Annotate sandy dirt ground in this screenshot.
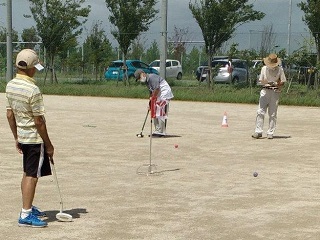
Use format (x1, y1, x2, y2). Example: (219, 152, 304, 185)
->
(0, 93, 319, 240)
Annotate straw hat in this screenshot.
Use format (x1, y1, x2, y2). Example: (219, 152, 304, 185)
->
(263, 53, 281, 68)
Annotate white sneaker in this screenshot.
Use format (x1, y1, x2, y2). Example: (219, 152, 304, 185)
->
(152, 132, 165, 137)
(252, 133, 262, 139)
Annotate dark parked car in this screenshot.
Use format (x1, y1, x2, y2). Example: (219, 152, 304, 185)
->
(105, 60, 159, 80)
(196, 59, 249, 84)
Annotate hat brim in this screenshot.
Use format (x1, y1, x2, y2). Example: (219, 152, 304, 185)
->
(263, 57, 281, 68)
(134, 69, 144, 81)
(34, 63, 44, 71)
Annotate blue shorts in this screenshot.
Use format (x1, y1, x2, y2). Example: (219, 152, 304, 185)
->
(19, 143, 52, 178)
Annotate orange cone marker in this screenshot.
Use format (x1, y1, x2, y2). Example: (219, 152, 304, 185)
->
(221, 111, 228, 127)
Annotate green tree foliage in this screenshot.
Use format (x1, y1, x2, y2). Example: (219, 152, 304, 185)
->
(298, 0, 320, 64)
(183, 46, 201, 76)
(105, 0, 158, 84)
(189, 0, 265, 88)
(259, 24, 276, 58)
(21, 27, 40, 49)
(83, 22, 113, 81)
(168, 26, 188, 63)
(29, 0, 90, 83)
(57, 46, 79, 75)
(0, 28, 19, 58)
(130, 36, 145, 60)
(144, 40, 160, 64)
(56, 36, 78, 76)
(0, 28, 19, 75)
(227, 43, 240, 59)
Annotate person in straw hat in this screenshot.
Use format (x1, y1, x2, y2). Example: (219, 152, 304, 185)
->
(252, 53, 287, 139)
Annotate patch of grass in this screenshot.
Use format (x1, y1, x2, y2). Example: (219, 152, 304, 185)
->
(1, 77, 319, 106)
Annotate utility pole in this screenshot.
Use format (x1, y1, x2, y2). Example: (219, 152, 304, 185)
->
(6, 0, 12, 81)
(160, 0, 167, 79)
(287, 0, 292, 56)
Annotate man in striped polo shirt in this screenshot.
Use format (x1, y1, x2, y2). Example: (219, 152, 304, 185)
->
(6, 49, 54, 227)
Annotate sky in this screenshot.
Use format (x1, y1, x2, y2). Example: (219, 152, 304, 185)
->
(0, 0, 309, 54)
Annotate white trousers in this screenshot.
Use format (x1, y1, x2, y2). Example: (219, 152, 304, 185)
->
(254, 89, 280, 135)
(154, 102, 169, 135)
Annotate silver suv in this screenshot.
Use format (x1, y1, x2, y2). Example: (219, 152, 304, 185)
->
(150, 59, 183, 80)
(196, 59, 248, 84)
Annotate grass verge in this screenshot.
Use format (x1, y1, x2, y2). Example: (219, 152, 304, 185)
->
(0, 78, 319, 107)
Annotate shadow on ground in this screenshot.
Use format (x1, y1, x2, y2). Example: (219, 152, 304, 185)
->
(44, 208, 88, 223)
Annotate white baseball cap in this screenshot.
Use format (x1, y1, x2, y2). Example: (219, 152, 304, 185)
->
(16, 49, 44, 71)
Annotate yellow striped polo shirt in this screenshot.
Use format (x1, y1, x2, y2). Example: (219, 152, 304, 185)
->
(6, 74, 45, 144)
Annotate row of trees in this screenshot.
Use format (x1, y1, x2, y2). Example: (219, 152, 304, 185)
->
(1, 0, 320, 86)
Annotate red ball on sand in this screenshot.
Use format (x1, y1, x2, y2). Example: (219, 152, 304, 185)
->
(174, 144, 178, 148)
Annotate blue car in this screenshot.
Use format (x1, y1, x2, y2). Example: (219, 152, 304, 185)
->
(105, 60, 159, 80)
